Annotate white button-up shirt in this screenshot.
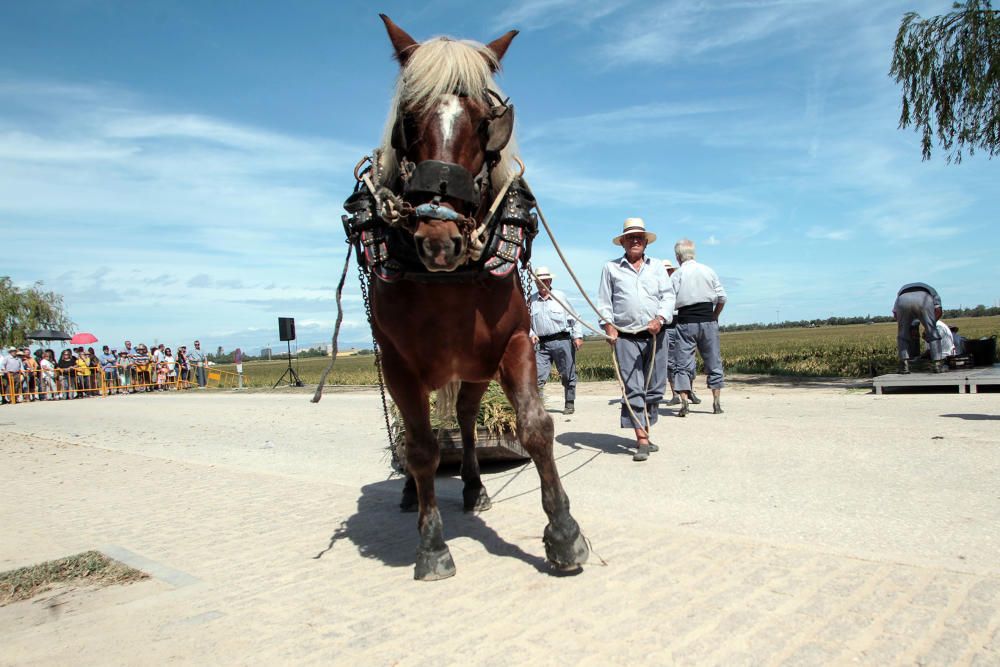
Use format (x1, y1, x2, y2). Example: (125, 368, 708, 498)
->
(529, 289, 582, 339)
(597, 255, 676, 333)
(673, 259, 727, 308)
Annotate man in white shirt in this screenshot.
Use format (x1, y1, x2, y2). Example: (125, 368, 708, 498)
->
(2, 346, 24, 404)
(597, 218, 676, 462)
(529, 267, 583, 415)
(672, 238, 727, 416)
(934, 320, 956, 358)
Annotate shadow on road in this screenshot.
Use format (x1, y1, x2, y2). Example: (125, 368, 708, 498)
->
(556, 430, 634, 456)
(313, 477, 550, 573)
(940, 413, 1000, 421)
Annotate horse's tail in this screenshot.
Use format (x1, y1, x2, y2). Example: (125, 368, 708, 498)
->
(433, 380, 461, 423)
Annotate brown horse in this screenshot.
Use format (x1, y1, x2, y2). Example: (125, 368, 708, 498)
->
(364, 15, 589, 580)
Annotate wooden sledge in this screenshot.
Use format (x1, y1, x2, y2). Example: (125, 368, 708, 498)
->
(393, 426, 529, 472)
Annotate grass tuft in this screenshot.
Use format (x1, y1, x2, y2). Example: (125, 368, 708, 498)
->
(0, 550, 149, 606)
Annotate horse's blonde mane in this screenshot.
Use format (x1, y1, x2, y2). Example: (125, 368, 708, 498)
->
(377, 37, 519, 193)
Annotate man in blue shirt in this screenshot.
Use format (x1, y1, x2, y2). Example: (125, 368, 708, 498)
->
(597, 218, 676, 462)
(529, 267, 583, 414)
(100, 346, 119, 394)
(187, 340, 207, 388)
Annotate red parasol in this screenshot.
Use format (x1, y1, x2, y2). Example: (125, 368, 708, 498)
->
(70, 332, 98, 345)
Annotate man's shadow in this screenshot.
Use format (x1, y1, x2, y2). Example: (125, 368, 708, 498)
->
(314, 476, 551, 573)
(556, 431, 635, 456)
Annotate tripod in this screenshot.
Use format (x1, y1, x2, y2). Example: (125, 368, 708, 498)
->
(273, 340, 304, 388)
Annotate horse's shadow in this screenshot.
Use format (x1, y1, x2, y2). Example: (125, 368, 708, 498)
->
(315, 476, 550, 573)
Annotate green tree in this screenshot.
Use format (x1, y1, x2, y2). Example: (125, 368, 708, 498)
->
(0, 276, 75, 346)
(890, 1, 1000, 162)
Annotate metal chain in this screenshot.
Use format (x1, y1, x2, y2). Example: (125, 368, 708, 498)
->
(357, 262, 396, 466)
(519, 264, 533, 305)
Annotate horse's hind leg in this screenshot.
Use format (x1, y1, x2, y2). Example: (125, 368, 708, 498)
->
(499, 333, 589, 571)
(399, 474, 417, 513)
(457, 381, 491, 512)
(381, 352, 455, 581)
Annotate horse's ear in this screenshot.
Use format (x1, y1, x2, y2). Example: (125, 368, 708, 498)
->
(484, 30, 518, 71)
(379, 14, 419, 66)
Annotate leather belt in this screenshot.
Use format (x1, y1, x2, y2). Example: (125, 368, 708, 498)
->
(537, 332, 571, 344)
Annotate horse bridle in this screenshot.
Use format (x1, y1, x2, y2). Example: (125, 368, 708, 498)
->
(387, 88, 515, 242)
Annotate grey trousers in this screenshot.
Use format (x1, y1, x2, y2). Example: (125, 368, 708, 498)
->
(893, 291, 942, 361)
(536, 337, 577, 402)
(615, 330, 667, 429)
(666, 327, 679, 383)
(674, 320, 724, 391)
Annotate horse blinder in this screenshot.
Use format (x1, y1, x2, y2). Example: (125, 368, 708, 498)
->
(485, 103, 514, 154)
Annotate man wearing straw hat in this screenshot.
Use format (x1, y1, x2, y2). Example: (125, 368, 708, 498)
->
(529, 267, 583, 415)
(597, 218, 676, 462)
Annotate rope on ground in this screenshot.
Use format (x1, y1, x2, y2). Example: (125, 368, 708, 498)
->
(311, 244, 353, 403)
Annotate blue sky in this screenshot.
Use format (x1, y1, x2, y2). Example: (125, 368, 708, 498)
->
(2, 1, 996, 353)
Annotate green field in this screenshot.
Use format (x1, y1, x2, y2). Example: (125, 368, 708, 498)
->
(218, 316, 999, 387)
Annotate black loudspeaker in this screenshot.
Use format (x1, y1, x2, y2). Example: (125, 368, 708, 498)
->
(278, 317, 296, 342)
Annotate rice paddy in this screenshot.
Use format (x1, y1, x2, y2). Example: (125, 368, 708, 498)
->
(216, 315, 999, 387)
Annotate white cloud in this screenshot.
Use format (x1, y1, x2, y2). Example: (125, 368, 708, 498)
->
(807, 226, 852, 241)
(495, 0, 629, 31)
(0, 77, 366, 348)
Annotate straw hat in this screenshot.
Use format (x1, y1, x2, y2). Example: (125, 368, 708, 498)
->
(534, 266, 554, 281)
(613, 217, 657, 246)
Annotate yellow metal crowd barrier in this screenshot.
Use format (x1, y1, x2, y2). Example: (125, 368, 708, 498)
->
(0, 361, 229, 404)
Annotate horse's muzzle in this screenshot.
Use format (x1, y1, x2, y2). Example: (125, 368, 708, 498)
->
(414, 221, 465, 272)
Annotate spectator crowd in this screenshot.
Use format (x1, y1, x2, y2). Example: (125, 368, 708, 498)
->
(1, 339, 210, 405)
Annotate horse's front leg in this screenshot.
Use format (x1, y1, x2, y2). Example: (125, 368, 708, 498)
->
(381, 350, 455, 581)
(457, 380, 491, 512)
(498, 332, 589, 571)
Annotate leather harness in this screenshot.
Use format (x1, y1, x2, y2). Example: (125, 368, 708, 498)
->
(342, 90, 537, 284)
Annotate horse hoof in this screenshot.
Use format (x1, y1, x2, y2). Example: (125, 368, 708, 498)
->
(543, 520, 589, 570)
(414, 547, 456, 581)
(463, 487, 492, 513)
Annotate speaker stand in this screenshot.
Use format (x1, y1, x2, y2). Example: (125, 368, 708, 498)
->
(273, 340, 304, 388)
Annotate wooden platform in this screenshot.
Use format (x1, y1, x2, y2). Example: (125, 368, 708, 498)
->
(873, 364, 1000, 394)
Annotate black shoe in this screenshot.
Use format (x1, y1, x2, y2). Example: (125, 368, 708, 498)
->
(933, 361, 945, 374)
(563, 401, 575, 415)
(647, 442, 660, 453)
(665, 395, 680, 406)
(689, 391, 702, 405)
(898, 360, 910, 375)
(677, 401, 689, 417)
(713, 402, 724, 414)
(633, 444, 650, 462)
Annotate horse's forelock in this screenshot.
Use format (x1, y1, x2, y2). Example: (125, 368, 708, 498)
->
(377, 37, 518, 192)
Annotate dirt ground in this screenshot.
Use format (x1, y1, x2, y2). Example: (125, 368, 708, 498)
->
(1, 378, 998, 665)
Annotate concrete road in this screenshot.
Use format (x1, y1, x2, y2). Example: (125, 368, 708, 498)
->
(1, 379, 998, 665)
